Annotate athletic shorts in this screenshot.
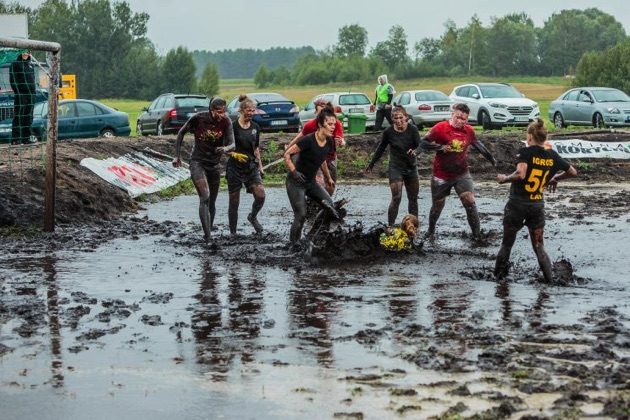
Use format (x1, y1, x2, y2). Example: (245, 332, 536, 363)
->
(189, 160, 221, 188)
(502, 200, 545, 230)
(431, 173, 474, 200)
(226, 161, 262, 193)
(388, 164, 419, 183)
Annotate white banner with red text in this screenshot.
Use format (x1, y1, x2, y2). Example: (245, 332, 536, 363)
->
(80, 152, 190, 197)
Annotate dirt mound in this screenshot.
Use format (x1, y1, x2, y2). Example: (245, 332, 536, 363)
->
(1, 129, 630, 228)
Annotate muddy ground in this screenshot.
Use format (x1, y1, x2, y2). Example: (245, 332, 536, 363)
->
(1, 129, 630, 228)
(1, 130, 630, 419)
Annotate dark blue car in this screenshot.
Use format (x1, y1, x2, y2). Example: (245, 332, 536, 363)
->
(227, 92, 300, 132)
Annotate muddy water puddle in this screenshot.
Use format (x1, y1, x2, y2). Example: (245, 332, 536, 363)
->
(2, 184, 630, 419)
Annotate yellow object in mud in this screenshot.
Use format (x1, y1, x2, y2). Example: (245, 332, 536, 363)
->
(379, 227, 411, 251)
(450, 139, 464, 152)
(230, 152, 249, 163)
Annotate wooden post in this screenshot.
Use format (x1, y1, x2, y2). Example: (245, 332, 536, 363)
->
(44, 50, 60, 232)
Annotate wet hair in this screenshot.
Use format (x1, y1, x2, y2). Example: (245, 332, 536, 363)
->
(238, 94, 256, 112)
(527, 118, 547, 145)
(391, 105, 408, 117)
(401, 214, 419, 238)
(316, 107, 337, 128)
(452, 103, 470, 115)
(210, 97, 226, 110)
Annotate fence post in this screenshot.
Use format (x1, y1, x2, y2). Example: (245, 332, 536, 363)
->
(44, 50, 60, 232)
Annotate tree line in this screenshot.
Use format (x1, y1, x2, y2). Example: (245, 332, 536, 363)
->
(1, 0, 218, 100)
(254, 8, 629, 91)
(2, 1, 628, 97)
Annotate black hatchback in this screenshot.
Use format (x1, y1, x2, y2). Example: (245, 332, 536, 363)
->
(137, 93, 210, 136)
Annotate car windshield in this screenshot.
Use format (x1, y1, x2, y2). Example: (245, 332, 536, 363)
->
(176, 97, 209, 108)
(479, 85, 522, 99)
(415, 91, 449, 101)
(339, 94, 370, 106)
(591, 89, 630, 102)
(252, 93, 289, 103)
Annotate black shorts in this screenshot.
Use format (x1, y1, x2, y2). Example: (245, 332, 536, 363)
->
(189, 160, 221, 188)
(502, 200, 545, 230)
(226, 161, 262, 193)
(389, 164, 418, 183)
(431, 173, 474, 200)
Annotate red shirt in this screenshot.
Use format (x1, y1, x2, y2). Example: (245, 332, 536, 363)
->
(426, 120, 477, 180)
(302, 118, 343, 162)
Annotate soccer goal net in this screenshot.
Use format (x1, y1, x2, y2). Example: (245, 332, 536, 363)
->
(0, 36, 61, 231)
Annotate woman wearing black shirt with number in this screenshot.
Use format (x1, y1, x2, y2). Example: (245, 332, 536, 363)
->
(226, 95, 266, 235)
(495, 119, 577, 282)
(284, 108, 341, 244)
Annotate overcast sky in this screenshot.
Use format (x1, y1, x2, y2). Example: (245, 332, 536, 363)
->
(17, 0, 630, 54)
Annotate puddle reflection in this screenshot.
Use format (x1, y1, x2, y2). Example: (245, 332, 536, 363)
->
(191, 259, 264, 380)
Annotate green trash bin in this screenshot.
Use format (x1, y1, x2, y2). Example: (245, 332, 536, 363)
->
(347, 113, 367, 134)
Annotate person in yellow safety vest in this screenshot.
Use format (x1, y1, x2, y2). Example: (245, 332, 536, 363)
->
(373, 74, 395, 131)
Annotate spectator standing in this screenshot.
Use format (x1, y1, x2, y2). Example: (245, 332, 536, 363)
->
(9, 50, 36, 145)
(373, 74, 394, 131)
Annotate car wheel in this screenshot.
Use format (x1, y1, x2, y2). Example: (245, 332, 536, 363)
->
(100, 128, 116, 138)
(553, 112, 566, 129)
(137, 121, 147, 136)
(157, 121, 164, 136)
(480, 110, 493, 130)
(593, 112, 606, 129)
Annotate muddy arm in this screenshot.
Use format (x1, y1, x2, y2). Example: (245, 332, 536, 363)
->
(175, 118, 193, 161)
(221, 121, 235, 152)
(366, 133, 389, 170)
(284, 144, 300, 173)
(471, 139, 496, 166)
(418, 134, 444, 152)
(497, 162, 527, 184)
(547, 165, 577, 192)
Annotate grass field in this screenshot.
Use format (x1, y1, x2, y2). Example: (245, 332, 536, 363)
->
(98, 76, 572, 136)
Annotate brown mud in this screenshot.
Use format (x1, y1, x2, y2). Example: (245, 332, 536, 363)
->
(1, 131, 630, 418)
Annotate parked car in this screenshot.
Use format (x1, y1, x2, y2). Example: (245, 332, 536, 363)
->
(449, 83, 539, 129)
(300, 92, 376, 128)
(137, 93, 210, 136)
(548, 87, 630, 129)
(227, 92, 300, 132)
(0, 99, 130, 143)
(392, 90, 453, 129)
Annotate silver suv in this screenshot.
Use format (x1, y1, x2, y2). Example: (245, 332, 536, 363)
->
(449, 83, 539, 129)
(300, 92, 377, 128)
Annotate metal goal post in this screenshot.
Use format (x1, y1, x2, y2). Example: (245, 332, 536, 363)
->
(0, 36, 61, 232)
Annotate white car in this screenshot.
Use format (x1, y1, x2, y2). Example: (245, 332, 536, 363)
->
(300, 92, 377, 129)
(393, 90, 454, 129)
(449, 83, 539, 129)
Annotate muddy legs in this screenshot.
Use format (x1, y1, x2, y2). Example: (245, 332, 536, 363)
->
(529, 227, 553, 283)
(460, 192, 481, 239)
(388, 181, 403, 226)
(495, 227, 518, 279)
(194, 175, 219, 243)
(249, 184, 265, 234)
(228, 190, 240, 235)
(426, 197, 446, 238)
